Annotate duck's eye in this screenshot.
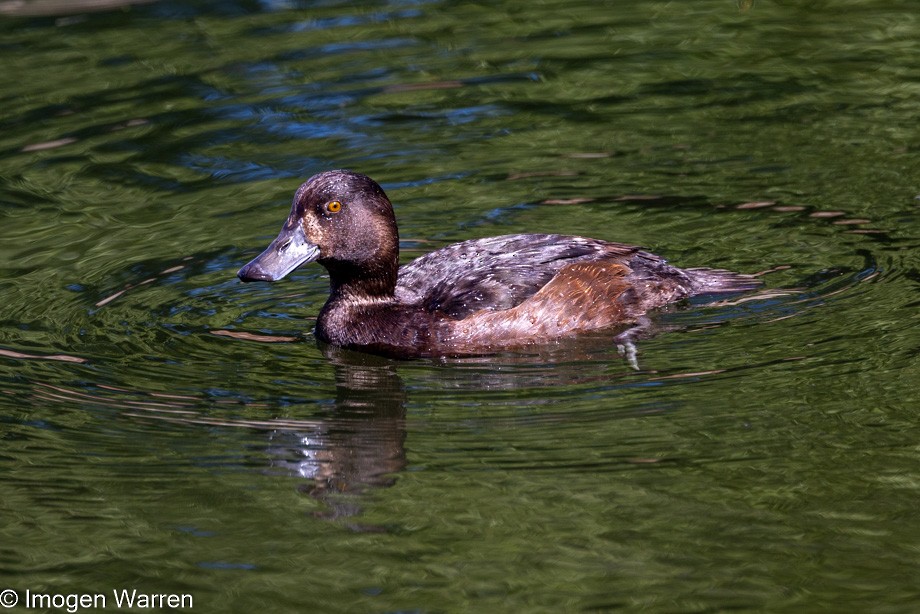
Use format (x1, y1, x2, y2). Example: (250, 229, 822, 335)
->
(326, 200, 342, 214)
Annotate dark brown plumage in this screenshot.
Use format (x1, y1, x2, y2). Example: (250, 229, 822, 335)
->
(238, 170, 758, 358)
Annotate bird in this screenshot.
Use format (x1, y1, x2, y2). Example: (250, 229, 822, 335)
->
(238, 170, 758, 358)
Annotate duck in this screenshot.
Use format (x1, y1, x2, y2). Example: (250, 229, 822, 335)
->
(237, 170, 758, 358)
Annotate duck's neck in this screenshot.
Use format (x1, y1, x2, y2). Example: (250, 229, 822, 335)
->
(324, 259, 398, 302)
(314, 259, 401, 348)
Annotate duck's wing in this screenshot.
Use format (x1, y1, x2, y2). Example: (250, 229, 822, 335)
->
(395, 234, 639, 319)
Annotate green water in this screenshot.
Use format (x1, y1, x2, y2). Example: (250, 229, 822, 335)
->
(1, 0, 918, 611)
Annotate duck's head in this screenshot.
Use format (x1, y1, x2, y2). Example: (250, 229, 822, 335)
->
(238, 170, 399, 292)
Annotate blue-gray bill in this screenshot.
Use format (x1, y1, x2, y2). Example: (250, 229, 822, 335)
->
(237, 222, 320, 282)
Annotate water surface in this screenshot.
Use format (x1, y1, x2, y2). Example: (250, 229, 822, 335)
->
(1, 1, 919, 611)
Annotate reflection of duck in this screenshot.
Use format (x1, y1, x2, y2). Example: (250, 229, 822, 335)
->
(268, 348, 406, 521)
(238, 170, 758, 358)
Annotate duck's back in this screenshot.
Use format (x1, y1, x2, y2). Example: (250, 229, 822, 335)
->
(395, 234, 636, 318)
(396, 233, 755, 320)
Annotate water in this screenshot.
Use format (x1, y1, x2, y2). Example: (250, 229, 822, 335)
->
(1, 0, 919, 611)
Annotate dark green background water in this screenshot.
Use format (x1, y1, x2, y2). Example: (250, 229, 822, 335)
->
(1, 0, 918, 611)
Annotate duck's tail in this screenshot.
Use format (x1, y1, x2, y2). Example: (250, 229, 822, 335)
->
(685, 267, 761, 296)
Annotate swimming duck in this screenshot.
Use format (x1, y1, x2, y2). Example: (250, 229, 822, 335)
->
(237, 170, 757, 358)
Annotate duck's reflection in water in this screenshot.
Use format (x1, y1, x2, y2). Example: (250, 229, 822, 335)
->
(24, 346, 408, 525)
(265, 347, 407, 522)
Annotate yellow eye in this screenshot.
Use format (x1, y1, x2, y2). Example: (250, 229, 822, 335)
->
(327, 200, 342, 213)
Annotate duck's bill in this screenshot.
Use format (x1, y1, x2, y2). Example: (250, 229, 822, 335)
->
(237, 223, 320, 282)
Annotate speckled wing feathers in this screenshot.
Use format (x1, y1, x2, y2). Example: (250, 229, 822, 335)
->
(395, 234, 640, 319)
